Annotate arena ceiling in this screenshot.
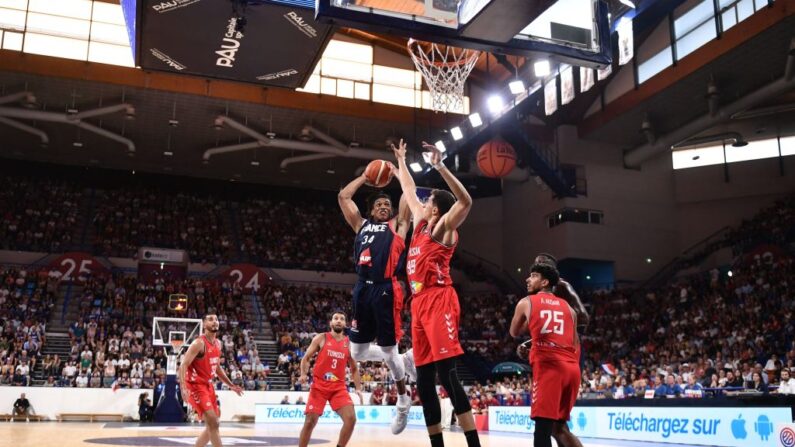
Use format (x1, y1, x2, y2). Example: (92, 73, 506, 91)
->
(0, 1, 792, 191)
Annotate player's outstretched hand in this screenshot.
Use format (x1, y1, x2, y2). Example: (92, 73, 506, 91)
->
(516, 339, 532, 360)
(355, 389, 364, 405)
(390, 138, 407, 160)
(231, 385, 244, 396)
(180, 387, 190, 404)
(299, 374, 308, 385)
(421, 141, 442, 166)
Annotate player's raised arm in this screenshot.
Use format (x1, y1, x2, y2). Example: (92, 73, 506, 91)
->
(339, 175, 368, 233)
(391, 139, 425, 222)
(396, 193, 411, 237)
(421, 142, 472, 231)
(509, 297, 530, 338)
(557, 279, 590, 330)
(299, 333, 325, 384)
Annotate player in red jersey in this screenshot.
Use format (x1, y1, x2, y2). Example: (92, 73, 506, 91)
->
(533, 253, 589, 331)
(298, 312, 363, 447)
(392, 140, 480, 447)
(510, 263, 584, 447)
(179, 314, 244, 447)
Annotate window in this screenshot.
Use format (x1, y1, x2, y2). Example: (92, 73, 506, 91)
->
(323, 39, 372, 64)
(320, 58, 372, 82)
(672, 145, 725, 169)
(24, 32, 88, 61)
(638, 47, 673, 83)
(781, 136, 795, 157)
(672, 136, 795, 170)
(0, 0, 135, 66)
(725, 138, 779, 163)
(373, 84, 416, 108)
(547, 208, 604, 228)
(1, 30, 23, 50)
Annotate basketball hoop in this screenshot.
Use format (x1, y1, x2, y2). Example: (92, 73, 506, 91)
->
(169, 338, 185, 353)
(408, 38, 480, 114)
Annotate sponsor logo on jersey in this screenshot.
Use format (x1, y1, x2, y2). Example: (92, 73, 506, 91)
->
(410, 280, 424, 294)
(408, 246, 421, 256)
(323, 372, 340, 382)
(358, 248, 372, 266)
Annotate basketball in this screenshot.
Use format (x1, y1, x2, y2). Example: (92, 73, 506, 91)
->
(364, 160, 394, 188)
(477, 140, 516, 178)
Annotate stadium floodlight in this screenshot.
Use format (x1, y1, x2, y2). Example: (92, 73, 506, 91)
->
(469, 113, 482, 127)
(435, 140, 447, 153)
(509, 80, 525, 94)
(450, 126, 463, 141)
(410, 162, 423, 172)
(487, 95, 504, 115)
(534, 60, 551, 77)
(619, 0, 635, 8)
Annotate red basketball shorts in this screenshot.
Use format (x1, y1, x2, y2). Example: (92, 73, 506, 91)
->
(305, 383, 353, 415)
(530, 360, 580, 421)
(410, 286, 464, 367)
(185, 381, 219, 420)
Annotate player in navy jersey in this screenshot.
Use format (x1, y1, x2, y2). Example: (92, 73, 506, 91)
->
(338, 168, 417, 434)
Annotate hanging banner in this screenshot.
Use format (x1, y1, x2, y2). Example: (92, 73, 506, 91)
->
(561, 65, 574, 105)
(48, 252, 109, 282)
(221, 264, 271, 292)
(580, 66, 594, 92)
(617, 17, 634, 66)
(129, 0, 333, 88)
(544, 77, 558, 116)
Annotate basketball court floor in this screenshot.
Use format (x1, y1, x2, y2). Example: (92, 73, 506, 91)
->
(0, 422, 708, 447)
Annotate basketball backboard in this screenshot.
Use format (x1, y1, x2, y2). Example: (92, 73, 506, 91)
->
(316, 0, 611, 68)
(153, 317, 203, 375)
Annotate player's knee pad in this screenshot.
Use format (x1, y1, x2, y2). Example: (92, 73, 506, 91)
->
(435, 358, 470, 414)
(416, 364, 441, 426)
(378, 345, 406, 382)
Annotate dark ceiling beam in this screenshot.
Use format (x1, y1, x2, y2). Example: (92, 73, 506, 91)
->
(0, 51, 452, 127)
(578, 0, 794, 138)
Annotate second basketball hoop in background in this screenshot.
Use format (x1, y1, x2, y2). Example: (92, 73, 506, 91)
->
(408, 38, 480, 114)
(168, 293, 188, 312)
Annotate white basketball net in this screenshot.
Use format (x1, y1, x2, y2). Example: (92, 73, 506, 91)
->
(408, 39, 481, 114)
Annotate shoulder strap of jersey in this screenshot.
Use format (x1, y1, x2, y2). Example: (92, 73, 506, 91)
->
(356, 218, 372, 236)
(416, 219, 428, 233)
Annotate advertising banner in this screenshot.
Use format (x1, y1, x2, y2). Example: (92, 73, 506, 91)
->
(255, 404, 426, 426)
(488, 405, 792, 447)
(134, 0, 333, 88)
